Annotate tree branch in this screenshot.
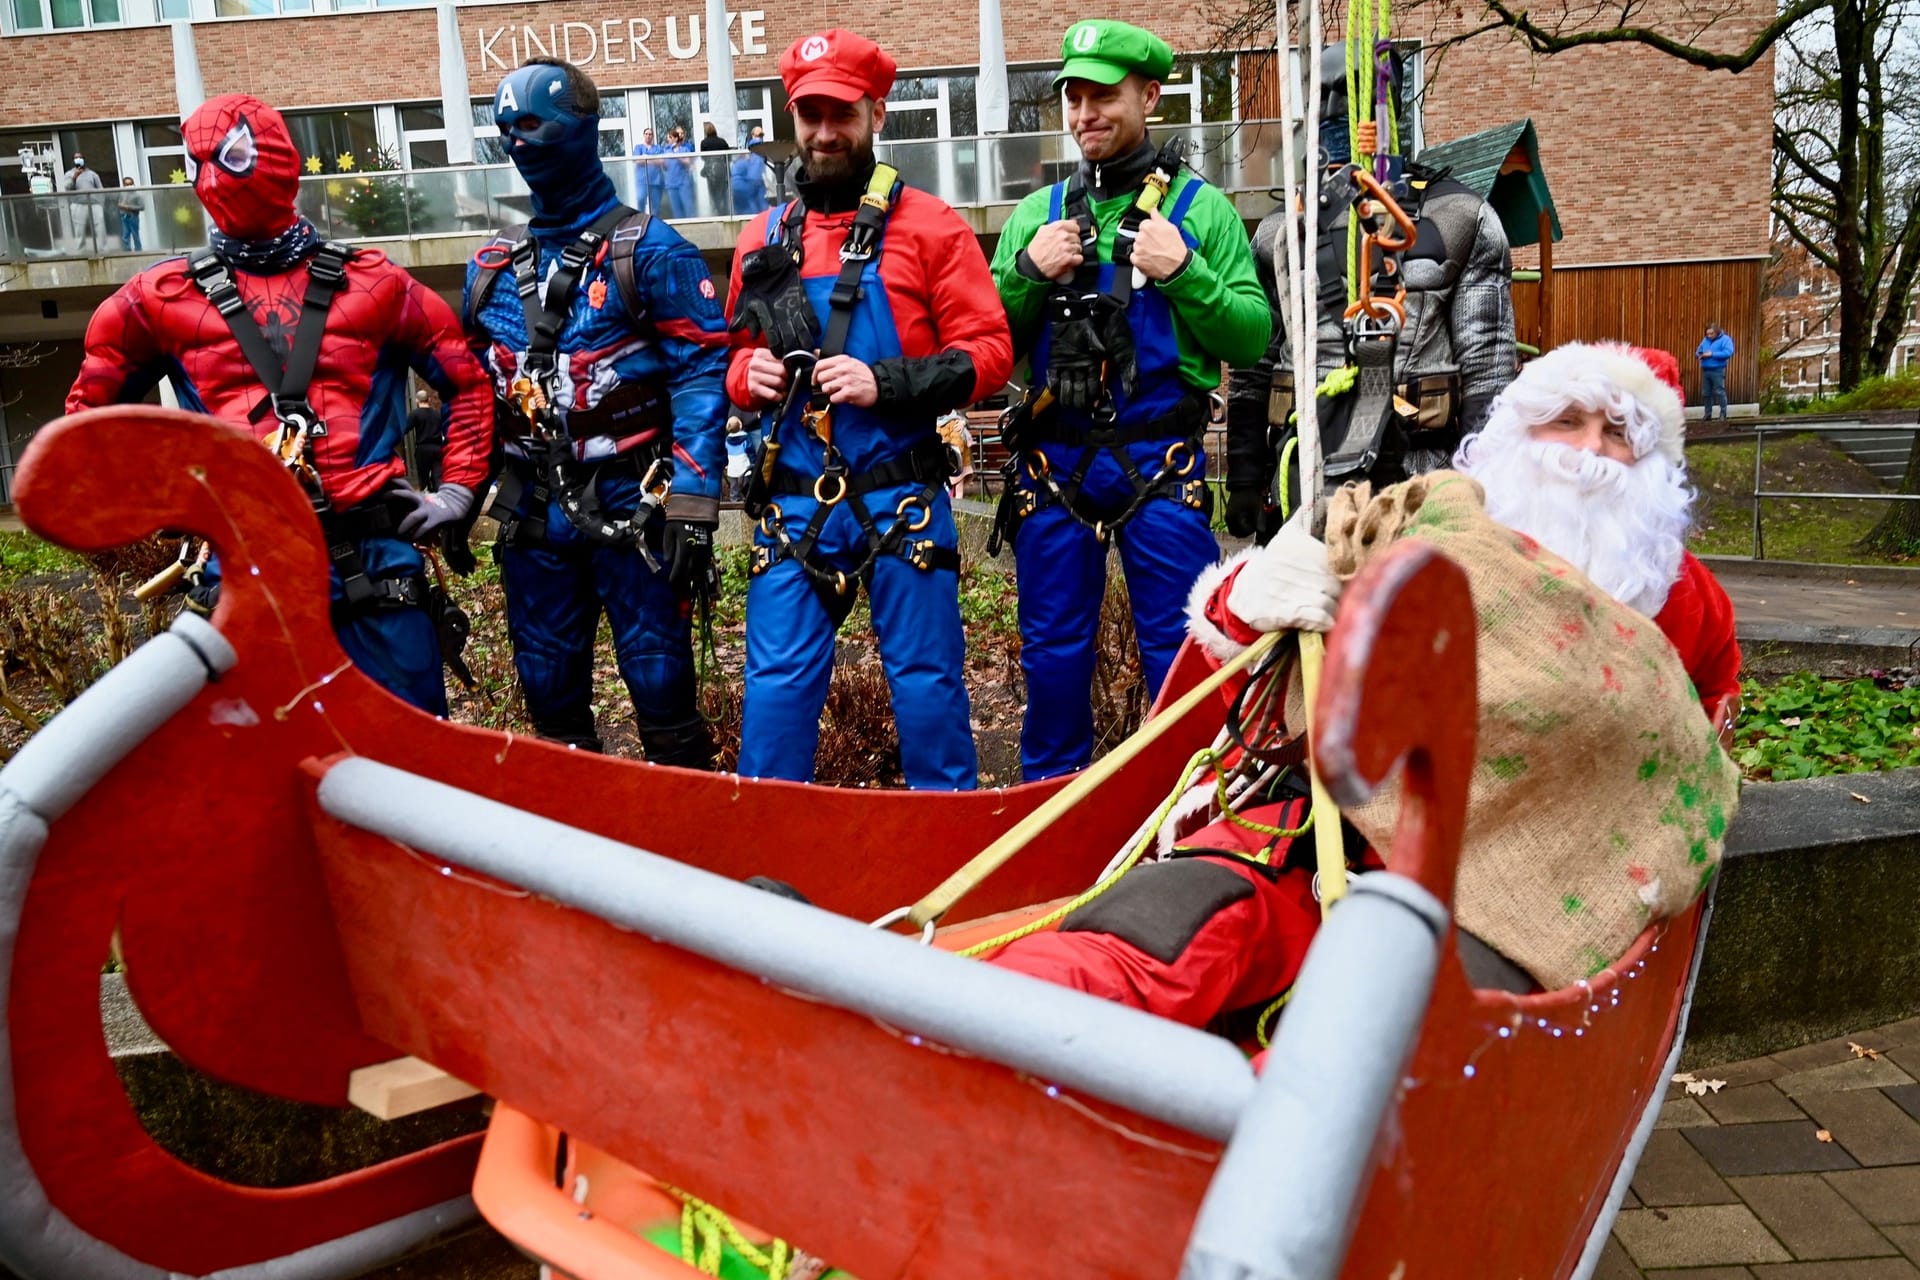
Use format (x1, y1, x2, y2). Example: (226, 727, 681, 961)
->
(1481, 0, 1828, 72)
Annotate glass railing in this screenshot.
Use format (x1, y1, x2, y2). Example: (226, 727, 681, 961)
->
(0, 121, 1296, 264)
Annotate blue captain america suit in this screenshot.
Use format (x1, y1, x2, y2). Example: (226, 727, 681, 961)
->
(465, 60, 728, 764)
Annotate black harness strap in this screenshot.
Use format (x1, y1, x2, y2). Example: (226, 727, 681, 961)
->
(188, 243, 424, 613)
(752, 167, 956, 607)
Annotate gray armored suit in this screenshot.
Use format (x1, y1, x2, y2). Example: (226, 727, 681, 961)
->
(1225, 162, 1517, 530)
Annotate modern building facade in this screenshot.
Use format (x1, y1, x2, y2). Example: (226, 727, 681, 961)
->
(0, 0, 1775, 495)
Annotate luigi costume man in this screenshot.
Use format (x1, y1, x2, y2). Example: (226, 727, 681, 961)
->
(990, 19, 1270, 781)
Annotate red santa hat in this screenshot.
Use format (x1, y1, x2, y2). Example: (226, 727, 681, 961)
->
(1503, 342, 1687, 466)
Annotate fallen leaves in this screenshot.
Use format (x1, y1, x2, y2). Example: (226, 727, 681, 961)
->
(1850, 792, 1873, 803)
(1850, 1042, 1885, 1061)
(1673, 1072, 1727, 1096)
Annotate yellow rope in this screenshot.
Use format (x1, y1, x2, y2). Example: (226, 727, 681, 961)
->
(670, 1186, 793, 1279)
(1255, 989, 1294, 1048)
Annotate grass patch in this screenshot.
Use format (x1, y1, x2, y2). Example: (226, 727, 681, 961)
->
(1733, 670, 1920, 781)
(0, 530, 83, 584)
(1686, 434, 1914, 566)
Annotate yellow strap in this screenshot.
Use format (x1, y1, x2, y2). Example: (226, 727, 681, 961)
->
(863, 162, 900, 207)
(1298, 632, 1348, 916)
(904, 631, 1283, 929)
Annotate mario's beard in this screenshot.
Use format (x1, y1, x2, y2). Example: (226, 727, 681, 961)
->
(1459, 436, 1693, 620)
(799, 133, 874, 185)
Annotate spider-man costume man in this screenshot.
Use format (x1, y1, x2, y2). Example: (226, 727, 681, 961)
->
(67, 94, 492, 715)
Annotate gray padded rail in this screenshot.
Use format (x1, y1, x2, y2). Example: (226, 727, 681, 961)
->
(0, 619, 475, 1280)
(317, 757, 1260, 1142)
(1178, 872, 1449, 1280)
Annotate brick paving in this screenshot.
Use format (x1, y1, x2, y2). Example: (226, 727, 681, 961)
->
(1607, 1017, 1920, 1277)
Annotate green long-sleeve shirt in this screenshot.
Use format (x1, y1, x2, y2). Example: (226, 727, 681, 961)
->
(990, 170, 1271, 392)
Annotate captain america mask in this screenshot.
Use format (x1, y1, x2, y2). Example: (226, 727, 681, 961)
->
(184, 94, 303, 241)
(494, 63, 601, 196)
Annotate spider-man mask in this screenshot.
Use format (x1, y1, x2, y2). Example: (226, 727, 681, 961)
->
(184, 94, 302, 241)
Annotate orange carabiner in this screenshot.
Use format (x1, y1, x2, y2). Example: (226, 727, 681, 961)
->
(1349, 169, 1416, 252)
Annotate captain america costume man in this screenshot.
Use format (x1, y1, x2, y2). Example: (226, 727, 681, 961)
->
(465, 59, 729, 766)
(67, 93, 493, 716)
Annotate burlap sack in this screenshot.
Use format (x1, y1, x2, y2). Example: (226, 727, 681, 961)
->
(1294, 472, 1739, 989)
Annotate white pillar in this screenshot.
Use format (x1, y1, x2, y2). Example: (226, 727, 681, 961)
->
(437, 2, 475, 164)
(705, 0, 739, 144)
(977, 0, 1009, 133)
(170, 21, 203, 121)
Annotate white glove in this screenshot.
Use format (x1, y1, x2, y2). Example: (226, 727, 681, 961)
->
(394, 481, 475, 540)
(1226, 511, 1341, 634)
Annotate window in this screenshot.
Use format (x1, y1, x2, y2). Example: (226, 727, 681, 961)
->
(946, 75, 978, 137)
(1008, 68, 1064, 133)
(10, 0, 119, 30)
(139, 119, 188, 184)
(284, 108, 380, 173)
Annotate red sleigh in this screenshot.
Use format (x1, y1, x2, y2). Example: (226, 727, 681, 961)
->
(0, 406, 1707, 1280)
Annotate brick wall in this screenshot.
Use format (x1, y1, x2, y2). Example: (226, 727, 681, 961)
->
(1411, 2, 1774, 266)
(0, 0, 1773, 266)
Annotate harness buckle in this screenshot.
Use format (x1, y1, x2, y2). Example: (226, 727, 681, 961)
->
(188, 255, 245, 315)
(307, 246, 351, 289)
(749, 543, 774, 576)
(908, 538, 938, 571)
(271, 396, 326, 438)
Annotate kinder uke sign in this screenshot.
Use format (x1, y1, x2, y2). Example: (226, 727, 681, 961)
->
(472, 9, 768, 71)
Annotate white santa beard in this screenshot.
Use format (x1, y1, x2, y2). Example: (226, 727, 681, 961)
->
(1460, 440, 1693, 618)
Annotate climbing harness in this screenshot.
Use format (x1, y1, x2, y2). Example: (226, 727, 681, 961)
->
(986, 138, 1213, 556)
(470, 207, 676, 559)
(746, 164, 962, 610)
(185, 242, 436, 623)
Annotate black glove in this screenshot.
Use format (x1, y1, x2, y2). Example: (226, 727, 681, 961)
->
(1224, 487, 1266, 538)
(730, 246, 818, 356)
(663, 519, 717, 598)
(1046, 292, 1107, 412)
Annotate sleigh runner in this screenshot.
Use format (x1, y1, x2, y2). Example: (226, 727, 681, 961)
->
(0, 407, 1707, 1280)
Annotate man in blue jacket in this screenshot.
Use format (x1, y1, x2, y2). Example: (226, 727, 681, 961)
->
(1697, 322, 1734, 421)
(467, 59, 728, 766)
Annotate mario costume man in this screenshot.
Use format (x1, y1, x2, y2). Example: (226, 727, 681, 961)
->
(465, 59, 730, 766)
(67, 93, 492, 716)
(992, 341, 1739, 1026)
(989, 20, 1271, 781)
(725, 30, 1013, 790)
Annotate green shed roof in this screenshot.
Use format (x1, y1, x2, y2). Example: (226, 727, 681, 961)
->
(1417, 118, 1562, 249)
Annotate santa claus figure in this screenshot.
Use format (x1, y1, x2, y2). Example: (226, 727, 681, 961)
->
(1451, 341, 1740, 707)
(987, 341, 1742, 1022)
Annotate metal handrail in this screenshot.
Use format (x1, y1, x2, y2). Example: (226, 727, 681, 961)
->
(1743, 422, 1920, 560)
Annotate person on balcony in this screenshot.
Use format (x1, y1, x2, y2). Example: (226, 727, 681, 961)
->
(987, 19, 1269, 781)
(724, 29, 1012, 789)
(464, 59, 729, 765)
(663, 125, 697, 218)
(991, 342, 1740, 1024)
(66, 94, 493, 715)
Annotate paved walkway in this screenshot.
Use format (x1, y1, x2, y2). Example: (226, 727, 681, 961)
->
(1603, 1016, 1920, 1278)
(1707, 561, 1919, 638)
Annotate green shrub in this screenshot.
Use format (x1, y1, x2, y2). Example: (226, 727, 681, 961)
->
(1785, 370, 1920, 415)
(1733, 671, 1920, 781)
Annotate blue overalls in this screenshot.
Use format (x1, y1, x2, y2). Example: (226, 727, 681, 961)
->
(1013, 176, 1218, 781)
(739, 205, 976, 791)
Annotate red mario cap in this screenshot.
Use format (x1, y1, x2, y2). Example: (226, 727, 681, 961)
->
(780, 29, 897, 104)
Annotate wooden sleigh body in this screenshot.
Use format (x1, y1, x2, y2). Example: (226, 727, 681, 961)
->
(0, 407, 1708, 1280)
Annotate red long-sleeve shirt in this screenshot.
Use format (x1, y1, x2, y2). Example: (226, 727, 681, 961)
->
(723, 186, 1011, 410)
(67, 249, 493, 510)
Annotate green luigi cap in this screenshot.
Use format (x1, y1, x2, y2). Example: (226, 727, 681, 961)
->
(1054, 20, 1175, 87)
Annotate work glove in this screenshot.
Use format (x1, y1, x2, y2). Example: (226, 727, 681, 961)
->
(1046, 292, 1108, 412)
(394, 481, 475, 541)
(662, 518, 717, 599)
(1225, 508, 1340, 635)
(729, 247, 819, 357)
(1223, 486, 1266, 539)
